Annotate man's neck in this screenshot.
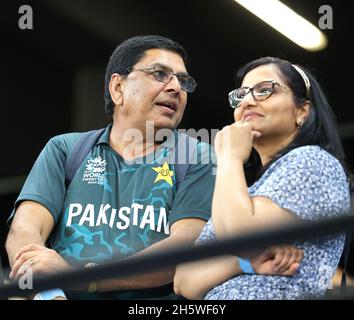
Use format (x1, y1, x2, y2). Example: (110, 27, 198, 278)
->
(109, 121, 160, 161)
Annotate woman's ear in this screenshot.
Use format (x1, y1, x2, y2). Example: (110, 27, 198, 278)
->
(296, 100, 311, 123)
(109, 73, 125, 107)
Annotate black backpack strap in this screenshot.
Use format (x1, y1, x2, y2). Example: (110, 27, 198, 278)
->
(65, 128, 105, 188)
(173, 133, 199, 189)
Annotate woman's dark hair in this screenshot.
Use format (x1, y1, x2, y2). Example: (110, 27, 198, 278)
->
(236, 57, 351, 185)
(104, 35, 188, 116)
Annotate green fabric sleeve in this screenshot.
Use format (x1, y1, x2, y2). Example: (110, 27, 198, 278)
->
(9, 133, 81, 225)
(169, 142, 216, 226)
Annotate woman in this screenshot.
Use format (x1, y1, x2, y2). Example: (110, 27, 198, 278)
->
(174, 57, 351, 300)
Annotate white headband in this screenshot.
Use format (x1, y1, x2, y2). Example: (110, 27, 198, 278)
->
(292, 64, 311, 99)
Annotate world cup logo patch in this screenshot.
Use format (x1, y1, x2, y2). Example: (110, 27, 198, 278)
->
(82, 156, 107, 185)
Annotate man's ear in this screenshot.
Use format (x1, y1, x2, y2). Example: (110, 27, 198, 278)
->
(109, 73, 125, 107)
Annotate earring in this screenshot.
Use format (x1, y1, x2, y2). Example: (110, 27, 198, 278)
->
(296, 119, 303, 127)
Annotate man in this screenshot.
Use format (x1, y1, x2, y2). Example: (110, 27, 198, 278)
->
(6, 35, 302, 300)
(6, 35, 215, 300)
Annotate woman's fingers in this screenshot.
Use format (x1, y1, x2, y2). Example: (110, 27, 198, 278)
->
(233, 106, 243, 122)
(251, 131, 262, 138)
(271, 246, 304, 273)
(281, 263, 300, 276)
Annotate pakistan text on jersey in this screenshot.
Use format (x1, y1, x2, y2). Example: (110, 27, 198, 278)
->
(66, 203, 170, 235)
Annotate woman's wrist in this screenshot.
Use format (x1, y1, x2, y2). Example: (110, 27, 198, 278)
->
(237, 257, 256, 274)
(216, 158, 244, 175)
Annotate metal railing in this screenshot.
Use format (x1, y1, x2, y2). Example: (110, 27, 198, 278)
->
(0, 211, 353, 299)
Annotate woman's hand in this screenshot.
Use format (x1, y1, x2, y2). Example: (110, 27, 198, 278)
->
(250, 245, 304, 276)
(214, 121, 261, 166)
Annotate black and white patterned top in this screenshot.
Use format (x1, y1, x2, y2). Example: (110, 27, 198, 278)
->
(197, 145, 350, 300)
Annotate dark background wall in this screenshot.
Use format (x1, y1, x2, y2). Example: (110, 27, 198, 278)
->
(1, 0, 353, 274)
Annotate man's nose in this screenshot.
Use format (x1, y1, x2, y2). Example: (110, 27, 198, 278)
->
(164, 74, 182, 92)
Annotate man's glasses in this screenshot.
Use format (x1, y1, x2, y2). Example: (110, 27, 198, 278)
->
(228, 80, 290, 109)
(130, 65, 197, 93)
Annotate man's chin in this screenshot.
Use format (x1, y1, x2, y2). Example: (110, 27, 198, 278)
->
(152, 118, 180, 131)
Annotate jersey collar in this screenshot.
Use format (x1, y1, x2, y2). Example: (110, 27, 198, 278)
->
(96, 123, 179, 152)
(96, 124, 112, 145)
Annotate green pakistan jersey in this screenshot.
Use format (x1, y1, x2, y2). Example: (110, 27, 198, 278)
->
(12, 124, 215, 299)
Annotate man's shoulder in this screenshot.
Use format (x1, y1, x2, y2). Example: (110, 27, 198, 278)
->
(175, 132, 214, 153)
(46, 131, 90, 156)
(174, 132, 215, 167)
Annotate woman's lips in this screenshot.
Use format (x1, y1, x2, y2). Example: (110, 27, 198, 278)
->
(243, 112, 262, 122)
